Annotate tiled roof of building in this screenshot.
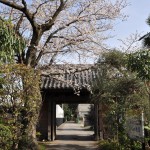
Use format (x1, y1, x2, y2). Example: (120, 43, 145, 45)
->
(40, 64, 98, 90)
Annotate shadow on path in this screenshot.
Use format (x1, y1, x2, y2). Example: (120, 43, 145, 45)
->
(42, 122, 98, 150)
(44, 144, 97, 150)
(56, 134, 94, 141)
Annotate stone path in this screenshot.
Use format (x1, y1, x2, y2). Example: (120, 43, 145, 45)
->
(44, 121, 98, 150)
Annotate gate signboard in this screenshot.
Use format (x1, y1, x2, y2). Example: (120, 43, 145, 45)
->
(126, 110, 144, 142)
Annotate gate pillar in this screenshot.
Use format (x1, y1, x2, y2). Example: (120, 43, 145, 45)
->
(94, 103, 99, 140)
(50, 101, 56, 141)
(37, 93, 49, 140)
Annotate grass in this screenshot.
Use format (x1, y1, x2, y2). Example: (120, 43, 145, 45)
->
(38, 143, 46, 150)
(38, 141, 52, 150)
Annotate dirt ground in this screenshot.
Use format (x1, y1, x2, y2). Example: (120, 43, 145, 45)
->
(42, 121, 98, 150)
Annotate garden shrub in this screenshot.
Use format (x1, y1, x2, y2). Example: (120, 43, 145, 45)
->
(98, 139, 142, 150)
(98, 140, 120, 150)
(130, 140, 142, 150)
(0, 64, 42, 149)
(0, 124, 13, 150)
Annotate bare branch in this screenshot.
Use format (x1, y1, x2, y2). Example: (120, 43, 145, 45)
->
(35, 19, 78, 65)
(43, 50, 64, 54)
(0, 0, 36, 28)
(0, 0, 24, 11)
(41, 0, 65, 31)
(32, 1, 49, 18)
(15, 13, 24, 36)
(22, 0, 27, 8)
(118, 32, 142, 53)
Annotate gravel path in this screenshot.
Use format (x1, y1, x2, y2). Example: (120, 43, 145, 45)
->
(44, 121, 98, 150)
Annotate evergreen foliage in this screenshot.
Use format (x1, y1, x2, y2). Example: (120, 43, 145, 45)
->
(0, 64, 41, 149)
(0, 124, 13, 150)
(0, 19, 26, 63)
(93, 50, 148, 149)
(128, 49, 150, 80)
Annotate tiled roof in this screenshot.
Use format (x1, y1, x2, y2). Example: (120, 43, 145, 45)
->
(40, 64, 98, 90)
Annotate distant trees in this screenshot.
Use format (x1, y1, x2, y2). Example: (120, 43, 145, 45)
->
(64, 104, 78, 121)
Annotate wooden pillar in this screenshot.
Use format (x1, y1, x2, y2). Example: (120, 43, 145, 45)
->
(51, 101, 56, 141)
(36, 94, 49, 140)
(54, 102, 56, 140)
(48, 100, 52, 141)
(99, 104, 103, 140)
(94, 103, 99, 140)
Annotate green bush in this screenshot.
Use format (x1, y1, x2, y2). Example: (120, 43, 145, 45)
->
(38, 143, 46, 150)
(0, 124, 13, 150)
(130, 140, 142, 150)
(98, 139, 142, 150)
(98, 140, 120, 150)
(0, 64, 41, 149)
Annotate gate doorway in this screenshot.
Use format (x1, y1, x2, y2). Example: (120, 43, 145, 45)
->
(37, 64, 100, 141)
(55, 103, 94, 141)
(37, 89, 99, 141)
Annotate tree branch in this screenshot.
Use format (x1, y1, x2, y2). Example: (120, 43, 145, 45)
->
(22, 0, 27, 8)
(0, 0, 24, 10)
(32, 1, 49, 18)
(15, 14, 26, 64)
(41, 0, 65, 31)
(49, 51, 59, 65)
(35, 19, 78, 65)
(15, 14, 24, 36)
(0, 0, 37, 29)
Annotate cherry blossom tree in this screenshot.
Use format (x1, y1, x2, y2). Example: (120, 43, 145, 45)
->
(0, 0, 128, 67)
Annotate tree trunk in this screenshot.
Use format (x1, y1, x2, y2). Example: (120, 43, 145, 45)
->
(25, 28, 43, 67)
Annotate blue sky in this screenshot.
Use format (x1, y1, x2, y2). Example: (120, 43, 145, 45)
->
(107, 0, 150, 48)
